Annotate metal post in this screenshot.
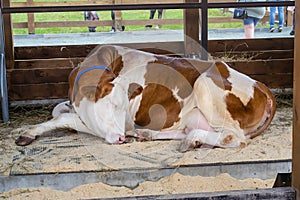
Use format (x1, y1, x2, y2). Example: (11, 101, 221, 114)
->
(0, 0, 9, 122)
(201, 0, 208, 60)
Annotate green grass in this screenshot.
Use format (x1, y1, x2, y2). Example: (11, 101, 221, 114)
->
(11, 6, 267, 34)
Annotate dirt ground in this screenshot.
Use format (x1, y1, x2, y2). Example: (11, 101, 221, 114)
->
(0, 98, 292, 199)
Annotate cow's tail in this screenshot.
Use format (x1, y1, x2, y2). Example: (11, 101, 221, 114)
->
(248, 82, 277, 139)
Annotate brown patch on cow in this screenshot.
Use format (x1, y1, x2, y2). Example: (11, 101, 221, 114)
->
(147, 56, 216, 99)
(128, 83, 143, 100)
(68, 66, 80, 104)
(222, 135, 233, 145)
(225, 86, 267, 130)
(134, 83, 181, 130)
(206, 61, 232, 91)
(95, 71, 116, 101)
(107, 52, 123, 77)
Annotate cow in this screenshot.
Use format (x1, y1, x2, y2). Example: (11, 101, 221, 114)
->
(14, 45, 276, 152)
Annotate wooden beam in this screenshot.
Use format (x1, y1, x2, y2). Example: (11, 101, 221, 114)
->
(292, 0, 300, 198)
(2, 0, 14, 70)
(27, 0, 35, 34)
(114, 0, 123, 31)
(183, 0, 200, 57)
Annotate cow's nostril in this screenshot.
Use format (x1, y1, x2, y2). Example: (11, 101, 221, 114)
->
(117, 136, 126, 144)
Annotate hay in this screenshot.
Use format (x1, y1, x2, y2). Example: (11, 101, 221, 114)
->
(0, 104, 54, 129)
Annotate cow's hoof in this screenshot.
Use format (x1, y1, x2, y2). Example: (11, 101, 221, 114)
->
(15, 134, 36, 146)
(125, 130, 152, 142)
(125, 136, 136, 143)
(178, 140, 204, 152)
(178, 140, 195, 152)
(136, 131, 152, 142)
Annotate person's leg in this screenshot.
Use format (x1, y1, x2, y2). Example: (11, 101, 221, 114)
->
(290, 9, 295, 35)
(244, 24, 255, 38)
(243, 17, 255, 38)
(293, 9, 295, 30)
(149, 9, 156, 19)
(111, 10, 115, 32)
(145, 9, 156, 28)
(269, 4, 276, 32)
(157, 9, 163, 19)
(277, 5, 284, 31)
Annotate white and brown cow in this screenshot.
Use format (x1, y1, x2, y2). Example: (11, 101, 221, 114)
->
(15, 45, 276, 152)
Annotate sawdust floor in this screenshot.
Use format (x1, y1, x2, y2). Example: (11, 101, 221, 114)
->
(0, 102, 292, 199)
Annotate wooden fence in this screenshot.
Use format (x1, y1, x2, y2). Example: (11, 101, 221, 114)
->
(9, 0, 293, 34)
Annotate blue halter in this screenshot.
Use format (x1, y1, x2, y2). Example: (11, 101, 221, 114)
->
(74, 65, 111, 86)
(72, 65, 111, 102)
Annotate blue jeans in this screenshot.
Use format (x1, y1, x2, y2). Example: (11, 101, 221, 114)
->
(269, 0, 284, 28)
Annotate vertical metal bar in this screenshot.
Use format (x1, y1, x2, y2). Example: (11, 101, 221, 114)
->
(201, 0, 208, 60)
(0, 0, 9, 122)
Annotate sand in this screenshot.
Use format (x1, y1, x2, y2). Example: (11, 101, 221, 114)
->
(1, 173, 275, 199)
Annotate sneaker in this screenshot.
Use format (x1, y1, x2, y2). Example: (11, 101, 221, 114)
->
(110, 27, 115, 32)
(145, 25, 152, 28)
(278, 26, 283, 32)
(290, 30, 295, 36)
(269, 27, 275, 32)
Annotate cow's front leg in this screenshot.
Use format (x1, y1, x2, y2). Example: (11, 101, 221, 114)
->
(14, 113, 93, 146)
(179, 129, 246, 152)
(125, 129, 186, 142)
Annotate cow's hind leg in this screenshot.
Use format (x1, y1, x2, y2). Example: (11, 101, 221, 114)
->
(14, 113, 93, 146)
(126, 108, 214, 142)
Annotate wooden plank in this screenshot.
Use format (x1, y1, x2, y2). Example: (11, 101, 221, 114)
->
(26, 0, 35, 34)
(114, 0, 123, 31)
(8, 68, 72, 84)
(211, 50, 294, 60)
(121, 19, 183, 26)
(14, 58, 84, 69)
(35, 20, 113, 28)
(14, 38, 293, 60)
(2, 0, 14, 70)
(9, 83, 69, 101)
(14, 42, 185, 59)
(208, 38, 294, 53)
(292, 0, 300, 197)
(184, 0, 200, 57)
(15, 45, 97, 59)
(227, 59, 294, 75)
(249, 74, 293, 89)
(13, 19, 182, 29)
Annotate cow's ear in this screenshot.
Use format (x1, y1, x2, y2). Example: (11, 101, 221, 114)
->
(95, 83, 114, 100)
(80, 86, 97, 101)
